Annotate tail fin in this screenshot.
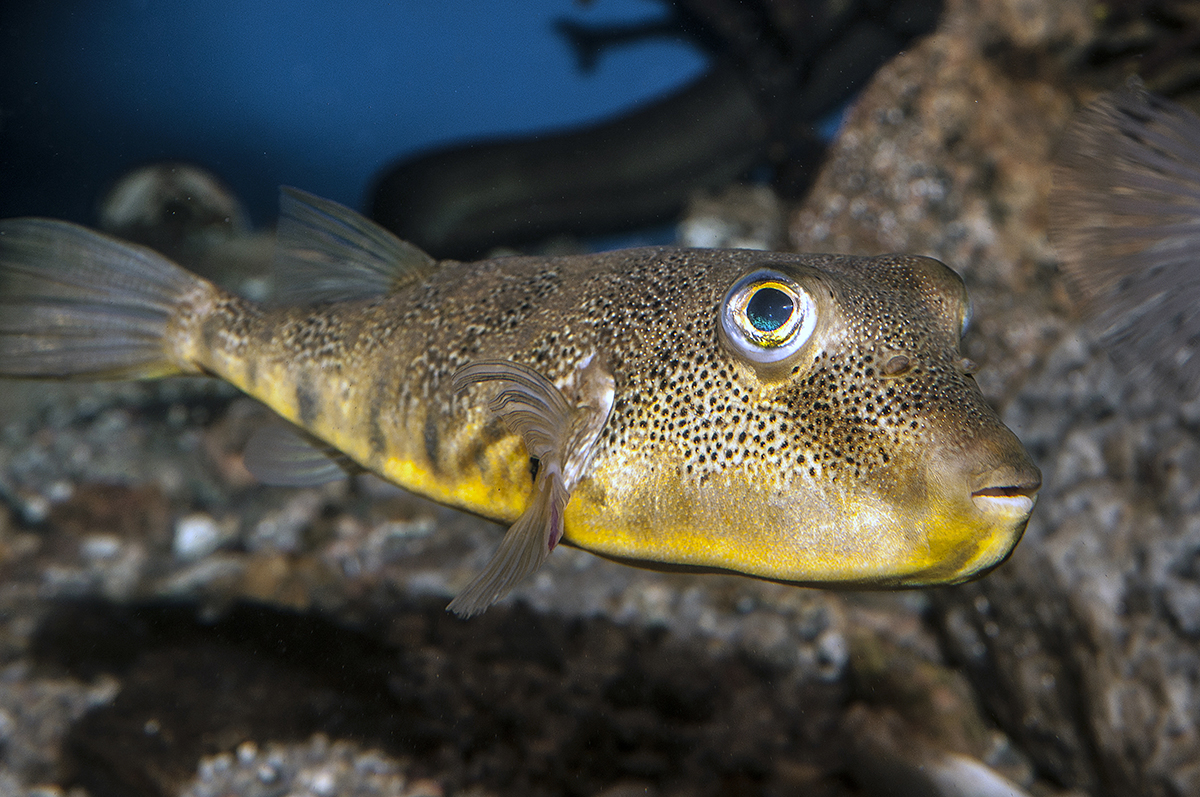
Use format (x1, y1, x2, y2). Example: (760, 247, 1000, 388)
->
(0, 218, 204, 379)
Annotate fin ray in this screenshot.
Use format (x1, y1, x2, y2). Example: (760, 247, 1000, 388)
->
(1051, 87, 1200, 390)
(274, 187, 436, 305)
(446, 468, 569, 618)
(0, 219, 201, 379)
(452, 360, 573, 458)
(448, 357, 614, 616)
(243, 423, 361, 487)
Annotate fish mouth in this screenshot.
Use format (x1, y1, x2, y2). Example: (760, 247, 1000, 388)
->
(970, 480, 1041, 516)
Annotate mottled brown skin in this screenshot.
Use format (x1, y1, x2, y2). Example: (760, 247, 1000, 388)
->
(170, 246, 1037, 586)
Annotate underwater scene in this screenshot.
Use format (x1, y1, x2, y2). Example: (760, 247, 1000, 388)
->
(0, 1, 1198, 795)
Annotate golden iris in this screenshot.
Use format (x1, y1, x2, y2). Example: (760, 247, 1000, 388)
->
(720, 270, 817, 365)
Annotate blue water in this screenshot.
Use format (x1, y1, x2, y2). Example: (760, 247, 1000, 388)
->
(0, 0, 706, 224)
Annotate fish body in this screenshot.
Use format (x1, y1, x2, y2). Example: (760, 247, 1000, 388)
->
(0, 190, 1040, 614)
(370, 65, 771, 260)
(370, 0, 944, 259)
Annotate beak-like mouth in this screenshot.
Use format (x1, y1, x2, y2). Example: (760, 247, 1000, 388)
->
(971, 480, 1040, 516)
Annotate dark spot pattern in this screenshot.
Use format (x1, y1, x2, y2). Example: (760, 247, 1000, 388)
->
(488, 249, 993, 492)
(203, 247, 1000, 498)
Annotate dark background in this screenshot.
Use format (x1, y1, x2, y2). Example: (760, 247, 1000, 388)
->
(0, 0, 706, 225)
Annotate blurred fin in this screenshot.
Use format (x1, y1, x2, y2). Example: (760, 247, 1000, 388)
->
(243, 423, 362, 487)
(1051, 86, 1200, 391)
(0, 219, 202, 379)
(274, 187, 437, 306)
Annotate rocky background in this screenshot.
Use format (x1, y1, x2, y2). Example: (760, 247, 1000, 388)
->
(2, 0, 1197, 795)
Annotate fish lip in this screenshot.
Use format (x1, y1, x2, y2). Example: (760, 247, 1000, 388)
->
(971, 480, 1040, 499)
(970, 480, 1040, 515)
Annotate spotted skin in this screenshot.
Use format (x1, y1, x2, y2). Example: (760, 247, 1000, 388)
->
(160, 245, 1037, 588)
(0, 207, 1038, 594)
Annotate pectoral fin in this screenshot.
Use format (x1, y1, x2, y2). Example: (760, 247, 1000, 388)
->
(446, 465, 569, 617)
(448, 357, 613, 617)
(452, 360, 573, 459)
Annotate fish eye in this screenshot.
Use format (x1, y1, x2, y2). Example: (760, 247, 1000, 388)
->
(720, 269, 817, 365)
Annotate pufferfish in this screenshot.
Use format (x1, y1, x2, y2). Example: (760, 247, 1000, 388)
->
(0, 189, 1040, 615)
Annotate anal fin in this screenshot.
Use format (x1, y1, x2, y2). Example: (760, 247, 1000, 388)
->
(243, 422, 364, 487)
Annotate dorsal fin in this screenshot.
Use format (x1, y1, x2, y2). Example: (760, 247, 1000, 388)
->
(242, 422, 364, 487)
(273, 187, 437, 305)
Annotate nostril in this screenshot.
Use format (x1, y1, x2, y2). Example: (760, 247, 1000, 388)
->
(881, 354, 911, 376)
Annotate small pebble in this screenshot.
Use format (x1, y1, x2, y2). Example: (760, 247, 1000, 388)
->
(237, 740, 258, 764)
(308, 768, 337, 796)
(46, 480, 74, 503)
(178, 734, 450, 797)
(816, 628, 849, 681)
(174, 513, 222, 561)
(1164, 581, 1200, 637)
(80, 534, 122, 561)
(20, 493, 50, 524)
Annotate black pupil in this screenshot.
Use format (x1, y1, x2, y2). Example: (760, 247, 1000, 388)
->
(746, 287, 794, 333)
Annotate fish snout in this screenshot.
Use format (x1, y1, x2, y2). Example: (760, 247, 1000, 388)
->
(969, 458, 1041, 520)
(908, 440, 1041, 585)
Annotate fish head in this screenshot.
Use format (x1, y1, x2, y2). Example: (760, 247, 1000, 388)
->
(566, 250, 1040, 587)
